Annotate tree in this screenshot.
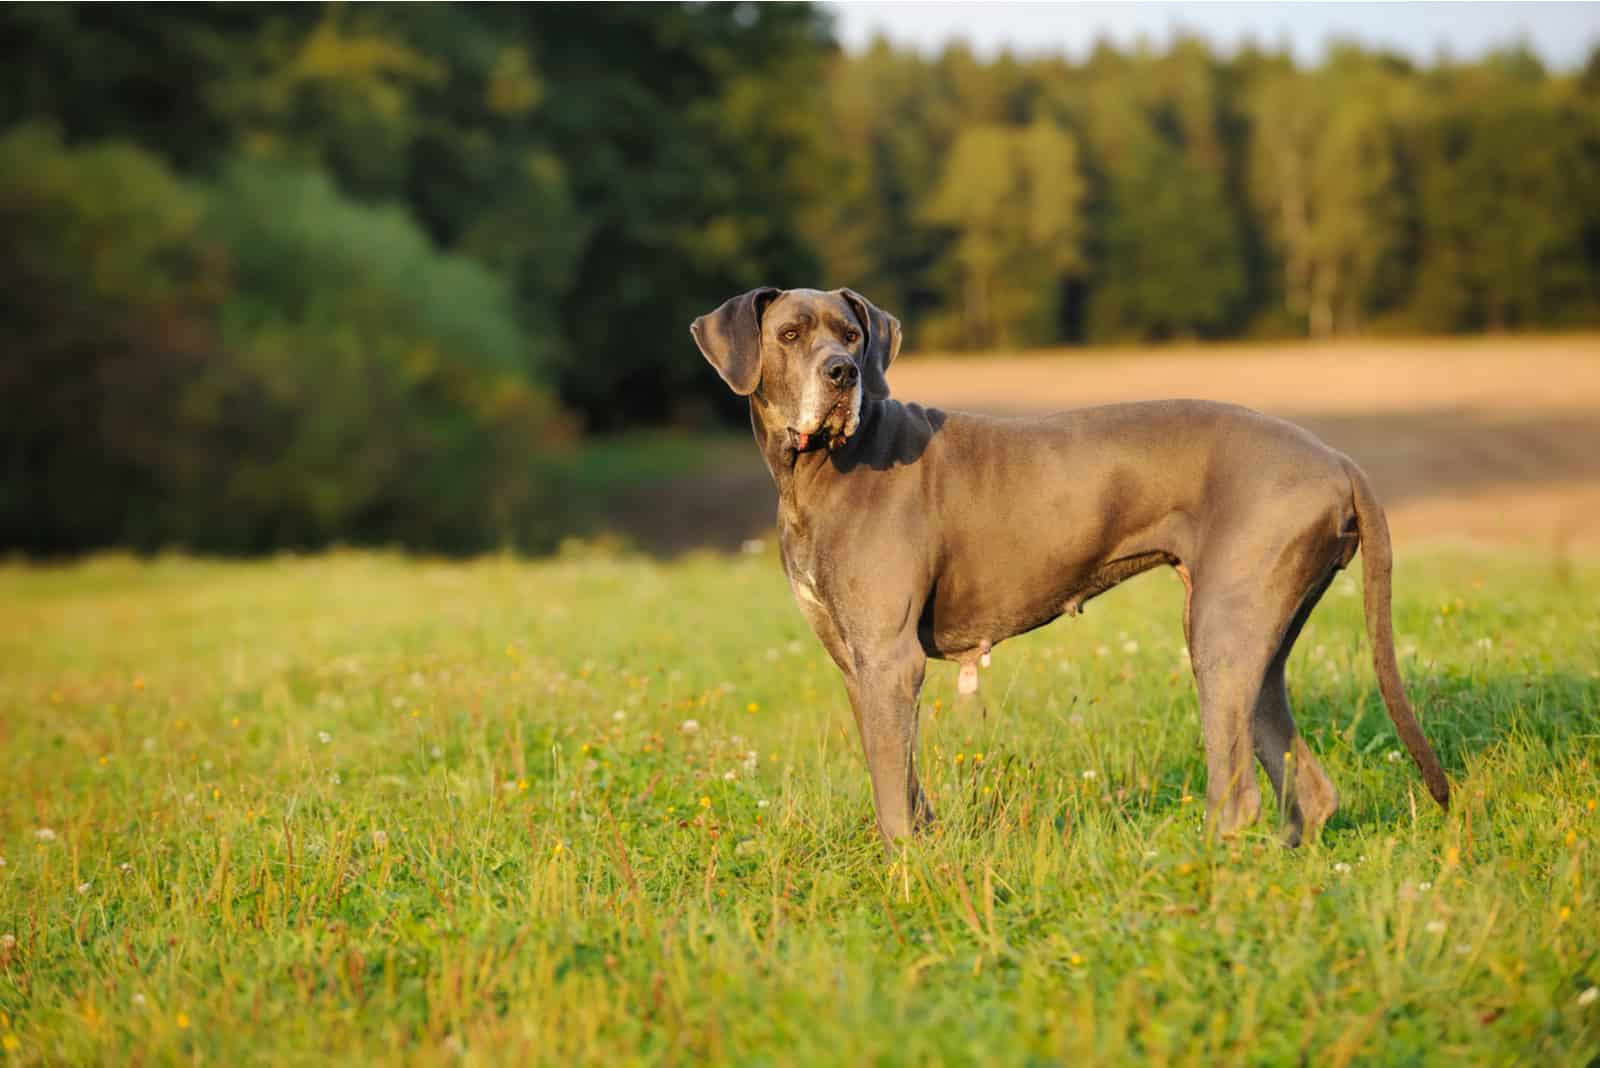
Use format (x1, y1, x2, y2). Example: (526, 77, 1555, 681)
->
(1247, 59, 1416, 336)
(923, 117, 1087, 348)
(1077, 42, 1249, 341)
(1410, 70, 1597, 330)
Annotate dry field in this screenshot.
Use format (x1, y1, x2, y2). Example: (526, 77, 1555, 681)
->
(621, 333, 1600, 556)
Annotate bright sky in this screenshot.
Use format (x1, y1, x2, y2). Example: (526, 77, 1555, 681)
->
(825, 2, 1600, 70)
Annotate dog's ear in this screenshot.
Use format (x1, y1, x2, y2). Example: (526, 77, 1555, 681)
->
(839, 288, 902, 401)
(689, 287, 780, 396)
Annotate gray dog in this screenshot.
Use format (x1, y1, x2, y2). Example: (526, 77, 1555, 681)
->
(691, 287, 1450, 849)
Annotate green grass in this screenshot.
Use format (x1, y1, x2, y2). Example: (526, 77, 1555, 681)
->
(1, 546, 1597, 1065)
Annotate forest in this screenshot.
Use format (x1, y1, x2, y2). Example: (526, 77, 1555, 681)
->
(4, 3, 1598, 553)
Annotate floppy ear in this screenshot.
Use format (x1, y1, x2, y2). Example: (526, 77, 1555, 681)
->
(839, 288, 902, 401)
(689, 287, 780, 396)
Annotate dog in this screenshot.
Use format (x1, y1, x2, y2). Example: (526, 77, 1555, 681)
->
(690, 287, 1450, 849)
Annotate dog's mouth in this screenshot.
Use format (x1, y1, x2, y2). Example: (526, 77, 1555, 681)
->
(789, 398, 858, 453)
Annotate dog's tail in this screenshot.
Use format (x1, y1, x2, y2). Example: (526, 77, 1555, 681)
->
(1346, 461, 1450, 810)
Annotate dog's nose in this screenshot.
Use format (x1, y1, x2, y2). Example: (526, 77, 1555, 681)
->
(822, 355, 858, 388)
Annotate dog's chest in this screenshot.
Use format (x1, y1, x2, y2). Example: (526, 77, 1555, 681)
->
(777, 512, 838, 629)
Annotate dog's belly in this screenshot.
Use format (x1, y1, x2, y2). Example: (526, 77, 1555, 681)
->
(919, 546, 1175, 660)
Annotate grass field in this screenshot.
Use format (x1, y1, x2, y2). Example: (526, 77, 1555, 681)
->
(2, 544, 1597, 1064)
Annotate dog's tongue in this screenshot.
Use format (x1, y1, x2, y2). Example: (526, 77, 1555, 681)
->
(794, 431, 811, 451)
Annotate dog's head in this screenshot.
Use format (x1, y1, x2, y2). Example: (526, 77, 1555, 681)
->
(690, 287, 901, 451)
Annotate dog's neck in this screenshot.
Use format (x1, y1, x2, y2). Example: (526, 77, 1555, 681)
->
(749, 393, 884, 497)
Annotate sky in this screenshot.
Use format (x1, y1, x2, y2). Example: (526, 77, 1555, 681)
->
(825, 2, 1600, 70)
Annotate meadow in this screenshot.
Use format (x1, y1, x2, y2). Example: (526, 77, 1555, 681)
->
(1, 541, 1597, 1065)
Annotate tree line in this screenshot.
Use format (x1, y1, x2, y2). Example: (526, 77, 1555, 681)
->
(3, 4, 1597, 554)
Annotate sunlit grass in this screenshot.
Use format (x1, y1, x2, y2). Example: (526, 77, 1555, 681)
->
(1, 546, 1597, 1063)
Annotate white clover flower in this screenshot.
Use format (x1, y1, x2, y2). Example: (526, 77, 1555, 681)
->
(1081, 769, 1098, 781)
(680, 719, 700, 735)
(1476, 637, 1493, 651)
(1333, 862, 1352, 874)
(1425, 919, 1447, 934)
(33, 828, 56, 842)
(430, 745, 444, 760)
(724, 770, 738, 782)
(76, 881, 91, 895)
(1387, 750, 1402, 764)
(329, 772, 342, 786)
(372, 830, 389, 849)
(1578, 986, 1599, 1008)
(119, 862, 133, 874)
(1419, 881, 1432, 891)
(743, 750, 759, 772)
(133, 992, 146, 1007)
(1095, 645, 1109, 657)
(1122, 640, 1139, 654)
(0, 933, 15, 949)
(756, 799, 770, 809)
(612, 710, 626, 723)
(317, 730, 332, 744)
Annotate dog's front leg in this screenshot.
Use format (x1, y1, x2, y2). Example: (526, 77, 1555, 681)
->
(846, 639, 933, 852)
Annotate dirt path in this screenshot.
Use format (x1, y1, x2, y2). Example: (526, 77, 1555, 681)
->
(613, 334, 1600, 556)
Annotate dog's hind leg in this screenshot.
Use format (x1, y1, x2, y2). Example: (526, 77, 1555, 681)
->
(1187, 521, 1343, 839)
(1252, 561, 1342, 846)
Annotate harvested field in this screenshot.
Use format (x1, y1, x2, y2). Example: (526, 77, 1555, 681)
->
(614, 334, 1600, 556)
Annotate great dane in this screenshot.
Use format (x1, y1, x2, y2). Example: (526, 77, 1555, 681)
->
(690, 287, 1450, 849)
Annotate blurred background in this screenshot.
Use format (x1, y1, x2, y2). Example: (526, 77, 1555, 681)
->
(3, 2, 1598, 559)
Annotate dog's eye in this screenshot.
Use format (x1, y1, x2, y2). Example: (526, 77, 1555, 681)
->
(781, 328, 799, 342)
(843, 329, 861, 344)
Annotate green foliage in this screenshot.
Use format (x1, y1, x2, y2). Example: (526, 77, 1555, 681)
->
(192, 157, 565, 553)
(1078, 43, 1249, 341)
(3, 6, 1600, 554)
(0, 123, 225, 552)
(1, 548, 1596, 1061)
(1410, 74, 1599, 331)
(0, 125, 566, 555)
(810, 34, 1600, 351)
